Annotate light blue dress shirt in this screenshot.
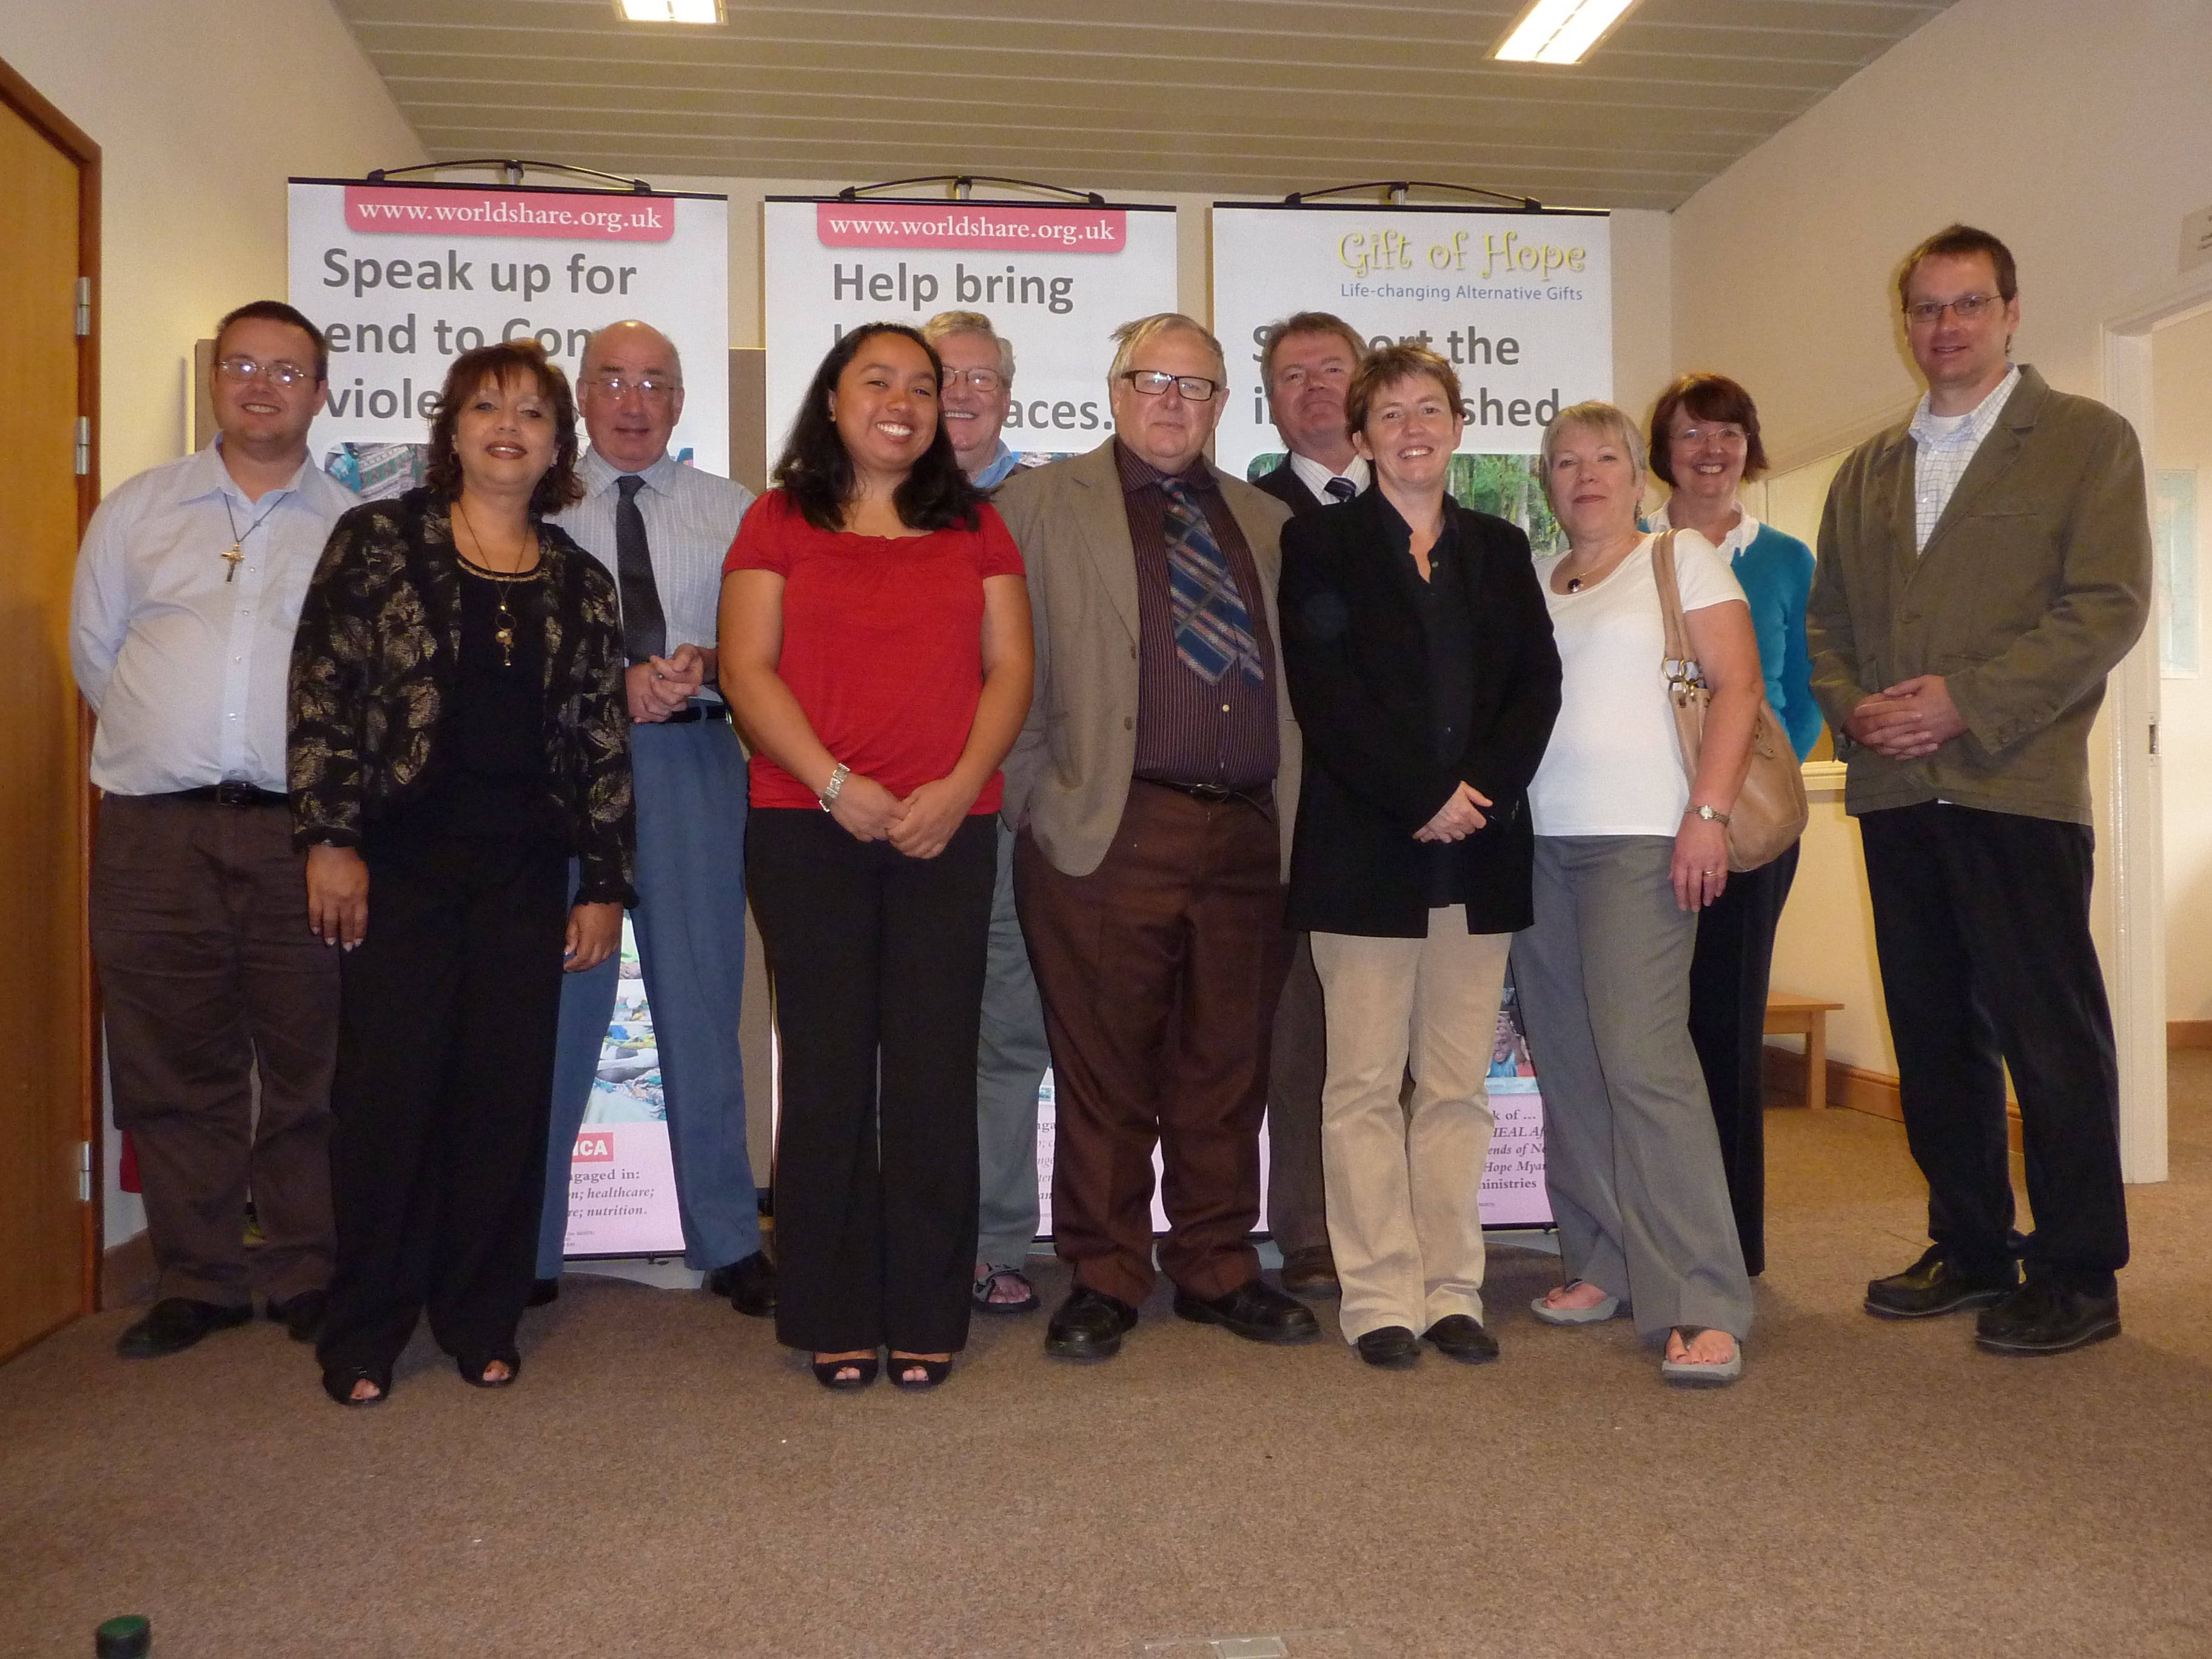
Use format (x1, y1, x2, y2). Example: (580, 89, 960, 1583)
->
(70, 443, 358, 795)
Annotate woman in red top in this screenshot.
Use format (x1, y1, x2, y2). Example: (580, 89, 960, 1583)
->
(721, 324, 1032, 1391)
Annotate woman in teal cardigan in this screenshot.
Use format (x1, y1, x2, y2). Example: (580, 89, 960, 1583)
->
(1646, 373, 1820, 1277)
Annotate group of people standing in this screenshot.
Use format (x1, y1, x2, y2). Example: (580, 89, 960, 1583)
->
(75, 220, 2148, 1406)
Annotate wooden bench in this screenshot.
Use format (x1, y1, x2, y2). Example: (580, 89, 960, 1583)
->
(1765, 992, 1844, 1111)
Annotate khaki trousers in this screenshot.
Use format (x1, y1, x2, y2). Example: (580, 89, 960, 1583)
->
(1310, 911, 1510, 1343)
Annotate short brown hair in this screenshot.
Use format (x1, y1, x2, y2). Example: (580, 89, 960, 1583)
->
(1259, 311, 1367, 390)
(1898, 223, 2018, 309)
(1647, 372, 1769, 486)
(1346, 343, 1464, 438)
(424, 340, 583, 518)
(215, 300, 329, 384)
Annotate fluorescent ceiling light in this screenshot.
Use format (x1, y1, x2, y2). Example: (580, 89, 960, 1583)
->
(617, 0, 722, 21)
(1491, 0, 1639, 65)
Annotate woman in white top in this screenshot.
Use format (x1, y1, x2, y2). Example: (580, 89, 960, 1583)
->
(1510, 400, 1758, 1386)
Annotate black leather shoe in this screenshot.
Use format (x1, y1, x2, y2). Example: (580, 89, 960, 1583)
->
(1423, 1313, 1500, 1364)
(116, 1297, 252, 1359)
(1864, 1244, 2017, 1318)
(1975, 1278, 2120, 1355)
(706, 1250, 777, 1317)
(1279, 1245, 1341, 1298)
(1355, 1326, 1419, 1369)
(1045, 1287, 1139, 1360)
(1173, 1277, 1319, 1344)
(526, 1278, 560, 1308)
(266, 1289, 327, 1343)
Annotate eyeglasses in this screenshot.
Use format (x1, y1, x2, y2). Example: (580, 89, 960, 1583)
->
(940, 367, 1007, 394)
(1119, 369, 1221, 403)
(1674, 424, 1748, 447)
(581, 374, 679, 400)
(215, 356, 313, 387)
(1903, 293, 2002, 326)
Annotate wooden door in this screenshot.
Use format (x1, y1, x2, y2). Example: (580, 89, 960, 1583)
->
(0, 61, 99, 1362)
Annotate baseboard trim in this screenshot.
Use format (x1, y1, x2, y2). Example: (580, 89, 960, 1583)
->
(101, 1228, 155, 1310)
(2168, 1021, 2212, 1050)
(1761, 1045, 2022, 1153)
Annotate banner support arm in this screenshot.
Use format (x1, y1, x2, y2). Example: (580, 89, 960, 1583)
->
(1284, 180, 1543, 212)
(365, 158, 655, 194)
(834, 174, 1108, 207)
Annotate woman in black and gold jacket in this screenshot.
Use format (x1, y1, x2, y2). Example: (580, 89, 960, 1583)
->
(290, 339, 634, 1407)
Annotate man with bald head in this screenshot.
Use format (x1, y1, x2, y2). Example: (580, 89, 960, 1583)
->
(534, 320, 773, 1315)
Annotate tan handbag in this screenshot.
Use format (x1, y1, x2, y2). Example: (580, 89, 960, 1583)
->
(1651, 530, 1808, 873)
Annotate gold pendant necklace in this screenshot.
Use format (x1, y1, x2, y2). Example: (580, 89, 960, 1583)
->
(453, 495, 540, 669)
(220, 493, 284, 583)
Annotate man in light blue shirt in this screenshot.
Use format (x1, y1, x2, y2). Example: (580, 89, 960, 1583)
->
(535, 321, 771, 1313)
(72, 301, 357, 1359)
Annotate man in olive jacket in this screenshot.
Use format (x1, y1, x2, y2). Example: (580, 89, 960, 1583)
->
(1808, 225, 2150, 1356)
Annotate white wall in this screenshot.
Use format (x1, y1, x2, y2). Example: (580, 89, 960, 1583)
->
(0, 0, 425, 484)
(1669, 0, 2212, 1073)
(2155, 306, 2212, 1020)
(0, 0, 424, 1247)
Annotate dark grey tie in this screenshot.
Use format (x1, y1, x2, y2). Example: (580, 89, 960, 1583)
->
(615, 474, 667, 665)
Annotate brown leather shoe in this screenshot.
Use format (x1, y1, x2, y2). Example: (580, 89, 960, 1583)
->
(1279, 1245, 1340, 1298)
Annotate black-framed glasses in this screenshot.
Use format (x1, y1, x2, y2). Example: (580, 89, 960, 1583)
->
(1903, 293, 2002, 326)
(581, 374, 679, 400)
(1119, 369, 1221, 403)
(940, 367, 1007, 393)
(215, 355, 313, 386)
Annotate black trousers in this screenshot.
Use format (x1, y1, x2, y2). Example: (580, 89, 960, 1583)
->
(1686, 841, 1798, 1276)
(748, 809, 994, 1354)
(317, 836, 569, 1378)
(1858, 802, 2127, 1289)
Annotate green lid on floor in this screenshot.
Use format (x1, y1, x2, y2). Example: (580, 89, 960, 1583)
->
(95, 1615, 151, 1658)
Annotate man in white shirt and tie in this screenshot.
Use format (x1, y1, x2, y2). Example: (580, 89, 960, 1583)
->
(1248, 310, 1372, 1300)
(534, 321, 773, 1314)
(72, 301, 357, 1358)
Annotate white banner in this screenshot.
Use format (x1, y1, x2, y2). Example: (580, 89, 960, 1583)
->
(287, 179, 729, 484)
(1210, 204, 1612, 478)
(760, 198, 1180, 469)
(561, 918, 685, 1259)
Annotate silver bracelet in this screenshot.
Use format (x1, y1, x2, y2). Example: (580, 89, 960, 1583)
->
(817, 762, 851, 812)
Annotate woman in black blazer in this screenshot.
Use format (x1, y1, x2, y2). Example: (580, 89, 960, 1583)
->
(1279, 342, 1561, 1370)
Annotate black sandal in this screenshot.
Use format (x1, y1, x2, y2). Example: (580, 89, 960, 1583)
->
(811, 1353, 879, 1390)
(888, 1353, 952, 1391)
(458, 1353, 521, 1389)
(321, 1366, 390, 1407)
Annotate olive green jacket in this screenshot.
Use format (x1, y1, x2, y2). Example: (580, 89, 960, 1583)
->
(1807, 364, 2151, 825)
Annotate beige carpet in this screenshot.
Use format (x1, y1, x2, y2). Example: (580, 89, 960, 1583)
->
(10, 1066, 2212, 1658)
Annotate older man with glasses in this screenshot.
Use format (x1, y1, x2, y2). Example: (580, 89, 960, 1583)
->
(73, 300, 357, 1358)
(996, 312, 1317, 1361)
(531, 320, 773, 1317)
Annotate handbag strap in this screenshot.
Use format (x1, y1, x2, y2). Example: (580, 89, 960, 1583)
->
(1649, 529, 1703, 694)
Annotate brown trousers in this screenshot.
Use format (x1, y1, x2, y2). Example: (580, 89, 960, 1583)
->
(1015, 781, 1293, 1305)
(89, 794, 340, 1305)
(1265, 936, 1329, 1256)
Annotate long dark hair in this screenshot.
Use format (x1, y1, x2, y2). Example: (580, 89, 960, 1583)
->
(425, 339, 583, 518)
(774, 323, 982, 534)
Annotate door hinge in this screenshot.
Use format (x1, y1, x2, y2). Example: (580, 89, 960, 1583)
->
(74, 417, 90, 477)
(2150, 720, 2161, 758)
(74, 276, 91, 337)
(78, 1141, 92, 1204)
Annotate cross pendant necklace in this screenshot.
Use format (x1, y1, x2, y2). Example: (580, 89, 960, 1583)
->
(220, 492, 283, 584)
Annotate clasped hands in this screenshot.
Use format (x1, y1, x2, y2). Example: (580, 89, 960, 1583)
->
(1414, 780, 1490, 843)
(626, 643, 709, 722)
(826, 772, 973, 860)
(1845, 674, 1966, 759)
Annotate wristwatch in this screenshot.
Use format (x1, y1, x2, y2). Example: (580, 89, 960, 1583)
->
(1687, 803, 1731, 825)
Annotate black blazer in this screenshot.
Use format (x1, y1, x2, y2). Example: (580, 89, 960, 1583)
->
(1280, 487, 1560, 938)
(1252, 458, 1333, 518)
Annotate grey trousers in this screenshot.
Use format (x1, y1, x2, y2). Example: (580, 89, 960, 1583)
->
(1265, 934, 1330, 1256)
(1510, 836, 1752, 1341)
(976, 820, 1048, 1267)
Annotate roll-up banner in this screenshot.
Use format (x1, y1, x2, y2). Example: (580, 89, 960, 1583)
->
(760, 198, 1180, 470)
(287, 178, 734, 1261)
(1213, 202, 1612, 1230)
(287, 178, 730, 497)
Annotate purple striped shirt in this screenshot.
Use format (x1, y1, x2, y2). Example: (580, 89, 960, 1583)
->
(1114, 441, 1279, 792)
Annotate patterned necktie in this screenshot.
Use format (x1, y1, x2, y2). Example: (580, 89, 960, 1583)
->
(615, 474, 668, 665)
(1161, 477, 1264, 685)
(1324, 476, 1358, 501)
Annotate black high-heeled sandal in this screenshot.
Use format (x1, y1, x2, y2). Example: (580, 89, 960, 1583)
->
(458, 1353, 521, 1389)
(321, 1366, 391, 1407)
(811, 1353, 879, 1390)
(888, 1353, 952, 1391)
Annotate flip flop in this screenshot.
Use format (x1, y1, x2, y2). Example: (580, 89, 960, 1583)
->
(1659, 1326, 1743, 1387)
(1529, 1281, 1624, 1325)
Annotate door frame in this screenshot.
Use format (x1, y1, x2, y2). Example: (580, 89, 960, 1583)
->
(2104, 263, 2212, 1185)
(0, 54, 102, 1317)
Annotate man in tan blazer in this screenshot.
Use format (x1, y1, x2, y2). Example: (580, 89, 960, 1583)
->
(996, 312, 1317, 1361)
(1809, 224, 2150, 1357)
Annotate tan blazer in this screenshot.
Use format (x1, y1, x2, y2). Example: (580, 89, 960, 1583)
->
(1808, 364, 2150, 826)
(994, 438, 1301, 879)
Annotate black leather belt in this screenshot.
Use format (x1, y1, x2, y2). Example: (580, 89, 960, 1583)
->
(1142, 778, 1269, 811)
(170, 783, 288, 807)
(662, 701, 730, 726)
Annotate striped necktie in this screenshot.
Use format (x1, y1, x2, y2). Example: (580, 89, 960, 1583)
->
(1161, 477, 1263, 685)
(1324, 476, 1358, 501)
